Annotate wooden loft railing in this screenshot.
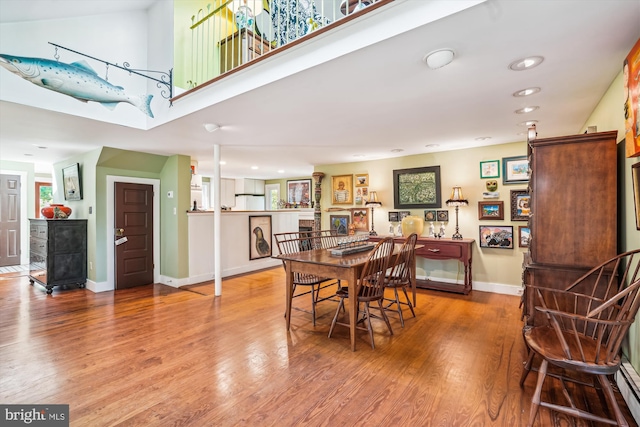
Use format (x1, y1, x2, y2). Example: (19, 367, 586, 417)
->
(172, 0, 394, 103)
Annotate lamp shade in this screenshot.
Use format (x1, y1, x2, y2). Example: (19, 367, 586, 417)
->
(365, 191, 382, 207)
(446, 186, 469, 207)
(527, 124, 537, 142)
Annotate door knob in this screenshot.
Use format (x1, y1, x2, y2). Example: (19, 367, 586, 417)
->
(115, 228, 125, 237)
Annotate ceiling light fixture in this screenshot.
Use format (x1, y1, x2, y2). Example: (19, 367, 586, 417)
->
(278, 169, 285, 173)
(513, 87, 541, 97)
(475, 137, 491, 141)
(219, 160, 226, 165)
(519, 120, 538, 127)
(515, 106, 539, 114)
(251, 166, 258, 170)
(509, 56, 544, 71)
(390, 148, 404, 153)
(424, 144, 440, 149)
(423, 49, 455, 70)
(203, 123, 220, 132)
(353, 154, 365, 158)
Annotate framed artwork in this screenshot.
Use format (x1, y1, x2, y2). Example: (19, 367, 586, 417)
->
(437, 210, 449, 222)
(624, 38, 640, 157)
(329, 214, 350, 235)
(62, 163, 82, 201)
(479, 225, 514, 249)
(519, 226, 531, 248)
(480, 160, 500, 178)
(502, 156, 529, 185)
(399, 211, 411, 220)
(393, 166, 442, 209)
(388, 211, 399, 222)
(351, 208, 369, 231)
(633, 163, 640, 230)
(354, 173, 369, 187)
(478, 201, 504, 220)
(332, 175, 353, 204)
(287, 179, 311, 205)
(510, 189, 531, 221)
(424, 210, 437, 222)
(249, 215, 272, 260)
(355, 186, 368, 205)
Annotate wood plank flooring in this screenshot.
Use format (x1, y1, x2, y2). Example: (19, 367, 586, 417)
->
(0, 268, 636, 426)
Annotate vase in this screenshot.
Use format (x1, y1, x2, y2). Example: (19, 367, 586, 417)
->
(401, 215, 424, 237)
(41, 204, 72, 219)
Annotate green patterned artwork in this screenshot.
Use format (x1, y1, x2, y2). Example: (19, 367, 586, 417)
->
(393, 166, 441, 209)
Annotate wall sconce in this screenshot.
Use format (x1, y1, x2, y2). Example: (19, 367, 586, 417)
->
(446, 186, 468, 240)
(365, 191, 382, 236)
(527, 123, 537, 142)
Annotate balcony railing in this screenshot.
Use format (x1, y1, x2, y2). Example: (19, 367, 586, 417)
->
(176, 0, 391, 98)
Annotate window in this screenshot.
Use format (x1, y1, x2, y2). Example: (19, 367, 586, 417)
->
(265, 184, 280, 210)
(35, 182, 53, 218)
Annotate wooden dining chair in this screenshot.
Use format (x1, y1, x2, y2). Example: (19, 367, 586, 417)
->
(275, 230, 339, 326)
(328, 237, 395, 349)
(520, 248, 640, 427)
(383, 233, 417, 327)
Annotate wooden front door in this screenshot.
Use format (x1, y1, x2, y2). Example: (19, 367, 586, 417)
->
(0, 174, 21, 267)
(115, 182, 154, 289)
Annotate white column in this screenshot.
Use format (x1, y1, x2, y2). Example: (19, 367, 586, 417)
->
(214, 144, 222, 296)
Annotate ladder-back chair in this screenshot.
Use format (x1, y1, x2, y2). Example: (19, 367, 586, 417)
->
(383, 233, 418, 327)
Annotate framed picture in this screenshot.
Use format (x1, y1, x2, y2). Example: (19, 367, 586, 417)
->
(519, 226, 531, 248)
(478, 201, 504, 220)
(510, 189, 531, 221)
(249, 215, 272, 260)
(502, 155, 530, 185)
(480, 160, 500, 178)
(332, 175, 353, 204)
(393, 166, 441, 209)
(355, 187, 367, 205)
(354, 173, 369, 187)
(633, 163, 640, 230)
(62, 163, 82, 201)
(329, 214, 350, 235)
(424, 210, 437, 222)
(479, 225, 514, 249)
(287, 179, 311, 205)
(399, 211, 411, 220)
(388, 211, 399, 222)
(437, 210, 449, 222)
(351, 208, 369, 231)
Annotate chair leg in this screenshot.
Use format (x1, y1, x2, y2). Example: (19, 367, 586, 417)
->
(393, 288, 405, 327)
(378, 299, 394, 336)
(520, 348, 535, 387)
(363, 303, 375, 349)
(310, 284, 317, 326)
(597, 374, 630, 427)
(400, 286, 416, 318)
(328, 298, 344, 338)
(527, 359, 548, 427)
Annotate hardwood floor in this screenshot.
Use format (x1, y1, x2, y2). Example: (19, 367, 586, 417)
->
(0, 269, 636, 426)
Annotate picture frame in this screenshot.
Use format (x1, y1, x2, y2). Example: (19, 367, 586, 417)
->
(332, 175, 353, 204)
(478, 201, 504, 220)
(62, 163, 82, 201)
(519, 226, 531, 248)
(510, 189, 531, 221)
(329, 214, 350, 235)
(393, 166, 441, 209)
(355, 186, 368, 205)
(480, 160, 500, 178)
(633, 163, 640, 230)
(249, 215, 272, 260)
(286, 179, 311, 205)
(502, 155, 530, 185)
(437, 210, 449, 222)
(424, 210, 437, 222)
(388, 211, 399, 222)
(479, 225, 514, 249)
(399, 211, 411, 220)
(351, 208, 369, 231)
(354, 173, 369, 187)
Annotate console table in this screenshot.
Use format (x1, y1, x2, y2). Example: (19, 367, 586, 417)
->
(370, 236, 474, 295)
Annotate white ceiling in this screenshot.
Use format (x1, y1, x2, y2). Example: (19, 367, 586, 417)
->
(0, 0, 639, 179)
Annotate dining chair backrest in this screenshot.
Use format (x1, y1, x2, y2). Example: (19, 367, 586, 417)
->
(358, 237, 395, 300)
(386, 233, 418, 287)
(275, 230, 339, 258)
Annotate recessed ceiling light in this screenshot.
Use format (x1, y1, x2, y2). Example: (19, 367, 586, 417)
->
(251, 166, 258, 170)
(353, 154, 365, 158)
(423, 49, 455, 69)
(519, 120, 538, 126)
(32, 144, 47, 149)
(277, 169, 285, 173)
(424, 144, 440, 149)
(515, 106, 539, 114)
(390, 148, 404, 153)
(23, 153, 33, 156)
(219, 160, 226, 165)
(203, 123, 220, 132)
(475, 137, 491, 141)
(508, 56, 544, 71)
(513, 87, 541, 97)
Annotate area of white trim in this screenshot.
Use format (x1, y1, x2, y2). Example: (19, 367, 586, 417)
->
(618, 361, 640, 424)
(416, 275, 522, 296)
(106, 176, 160, 292)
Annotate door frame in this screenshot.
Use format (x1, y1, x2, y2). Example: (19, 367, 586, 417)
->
(0, 169, 28, 265)
(106, 176, 160, 291)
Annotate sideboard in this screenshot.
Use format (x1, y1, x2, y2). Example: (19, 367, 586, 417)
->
(370, 235, 474, 294)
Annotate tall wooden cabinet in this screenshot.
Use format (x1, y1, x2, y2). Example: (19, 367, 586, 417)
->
(522, 131, 618, 325)
(29, 219, 87, 294)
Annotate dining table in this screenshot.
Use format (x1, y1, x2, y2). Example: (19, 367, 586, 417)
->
(276, 241, 418, 351)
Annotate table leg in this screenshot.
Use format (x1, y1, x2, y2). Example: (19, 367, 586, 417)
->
(411, 252, 417, 307)
(348, 270, 357, 351)
(285, 261, 293, 330)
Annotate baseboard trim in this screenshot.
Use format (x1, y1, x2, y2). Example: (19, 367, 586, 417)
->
(415, 275, 522, 296)
(618, 360, 640, 424)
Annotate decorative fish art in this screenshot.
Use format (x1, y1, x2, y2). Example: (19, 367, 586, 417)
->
(0, 53, 154, 118)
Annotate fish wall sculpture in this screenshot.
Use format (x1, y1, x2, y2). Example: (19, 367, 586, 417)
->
(0, 53, 154, 118)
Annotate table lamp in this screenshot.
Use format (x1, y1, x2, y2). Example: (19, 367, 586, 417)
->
(446, 186, 468, 239)
(365, 191, 382, 236)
